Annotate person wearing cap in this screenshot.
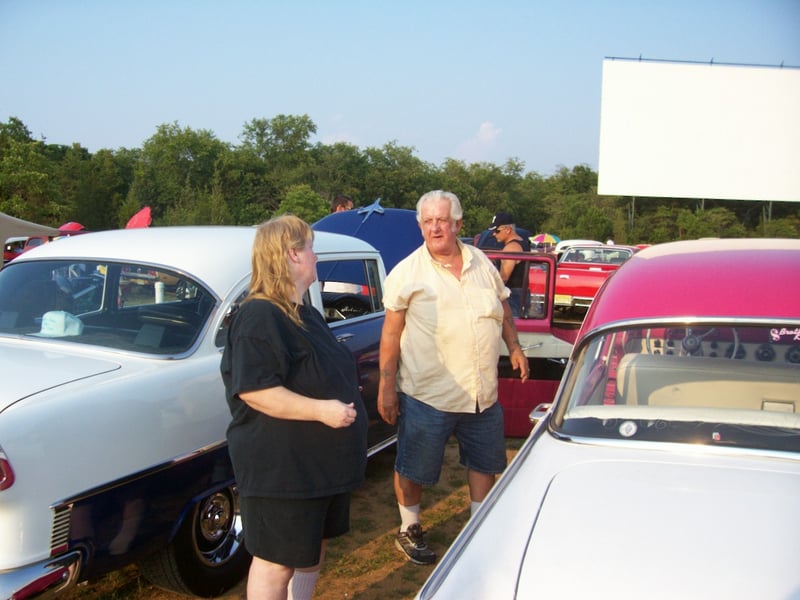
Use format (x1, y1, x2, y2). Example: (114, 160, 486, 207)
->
(377, 190, 529, 566)
(489, 212, 531, 317)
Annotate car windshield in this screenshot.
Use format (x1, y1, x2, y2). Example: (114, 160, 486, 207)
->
(560, 246, 632, 264)
(553, 324, 800, 453)
(0, 259, 215, 355)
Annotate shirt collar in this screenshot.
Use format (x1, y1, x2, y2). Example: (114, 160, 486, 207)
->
(421, 240, 473, 270)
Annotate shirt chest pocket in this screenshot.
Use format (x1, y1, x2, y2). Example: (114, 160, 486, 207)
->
(467, 288, 503, 321)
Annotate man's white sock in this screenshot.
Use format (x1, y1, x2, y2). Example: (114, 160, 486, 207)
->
(398, 502, 421, 532)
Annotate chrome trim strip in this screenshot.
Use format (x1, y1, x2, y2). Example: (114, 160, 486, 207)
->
(49, 506, 72, 555)
(366, 434, 397, 457)
(551, 430, 800, 462)
(579, 316, 800, 349)
(0, 550, 82, 600)
(51, 439, 230, 509)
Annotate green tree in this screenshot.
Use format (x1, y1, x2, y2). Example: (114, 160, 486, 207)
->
(240, 114, 317, 191)
(509, 169, 548, 235)
(632, 205, 681, 243)
(676, 206, 747, 239)
(362, 141, 437, 210)
(310, 141, 368, 206)
(762, 216, 800, 237)
(129, 122, 229, 222)
(215, 146, 280, 225)
(274, 184, 328, 223)
(0, 116, 34, 147)
(52, 143, 93, 227)
(0, 134, 62, 225)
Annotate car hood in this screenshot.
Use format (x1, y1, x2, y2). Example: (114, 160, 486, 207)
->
(0, 341, 120, 411)
(519, 459, 800, 598)
(420, 441, 800, 600)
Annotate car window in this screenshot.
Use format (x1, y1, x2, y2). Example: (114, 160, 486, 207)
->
(525, 261, 550, 319)
(484, 251, 554, 321)
(317, 258, 383, 322)
(554, 324, 800, 452)
(0, 260, 214, 355)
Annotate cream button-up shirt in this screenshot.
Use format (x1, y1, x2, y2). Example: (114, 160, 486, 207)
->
(382, 241, 510, 413)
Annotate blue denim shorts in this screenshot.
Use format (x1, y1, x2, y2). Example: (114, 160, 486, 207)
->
(395, 393, 507, 485)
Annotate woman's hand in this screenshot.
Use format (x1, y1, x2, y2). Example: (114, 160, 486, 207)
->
(319, 401, 358, 429)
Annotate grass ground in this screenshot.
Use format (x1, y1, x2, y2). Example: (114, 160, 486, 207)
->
(62, 437, 524, 600)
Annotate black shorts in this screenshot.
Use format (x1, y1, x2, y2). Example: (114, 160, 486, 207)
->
(241, 492, 351, 568)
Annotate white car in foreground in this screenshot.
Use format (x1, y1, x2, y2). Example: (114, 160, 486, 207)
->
(418, 239, 800, 600)
(0, 226, 394, 599)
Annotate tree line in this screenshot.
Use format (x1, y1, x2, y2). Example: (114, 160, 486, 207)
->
(1, 115, 797, 243)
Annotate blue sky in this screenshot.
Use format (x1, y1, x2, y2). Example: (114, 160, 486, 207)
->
(1, 0, 798, 176)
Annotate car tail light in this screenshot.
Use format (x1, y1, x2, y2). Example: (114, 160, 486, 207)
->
(0, 446, 15, 491)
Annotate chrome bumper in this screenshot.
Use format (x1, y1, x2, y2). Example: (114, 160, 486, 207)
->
(0, 551, 82, 600)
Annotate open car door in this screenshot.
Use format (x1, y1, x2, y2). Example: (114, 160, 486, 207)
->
(484, 250, 578, 436)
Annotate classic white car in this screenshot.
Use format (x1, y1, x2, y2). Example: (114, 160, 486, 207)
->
(418, 238, 800, 600)
(0, 226, 395, 599)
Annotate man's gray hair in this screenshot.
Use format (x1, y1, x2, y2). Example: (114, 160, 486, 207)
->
(416, 190, 464, 222)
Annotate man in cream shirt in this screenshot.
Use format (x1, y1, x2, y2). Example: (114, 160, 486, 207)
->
(378, 190, 529, 565)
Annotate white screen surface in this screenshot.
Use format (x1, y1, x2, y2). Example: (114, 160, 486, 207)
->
(597, 59, 800, 202)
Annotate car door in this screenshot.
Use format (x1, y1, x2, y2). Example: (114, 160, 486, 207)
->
(316, 254, 396, 454)
(484, 251, 577, 436)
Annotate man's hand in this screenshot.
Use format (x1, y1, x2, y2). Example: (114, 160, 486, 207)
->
(510, 346, 529, 382)
(378, 388, 400, 425)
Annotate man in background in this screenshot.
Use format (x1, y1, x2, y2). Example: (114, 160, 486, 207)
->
(331, 195, 354, 212)
(489, 212, 531, 317)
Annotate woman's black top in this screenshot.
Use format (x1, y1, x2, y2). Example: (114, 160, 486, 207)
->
(504, 236, 531, 288)
(221, 299, 367, 499)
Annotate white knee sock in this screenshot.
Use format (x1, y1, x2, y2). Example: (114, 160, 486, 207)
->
(470, 500, 481, 516)
(288, 568, 320, 600)
(398, 503, 421, 532)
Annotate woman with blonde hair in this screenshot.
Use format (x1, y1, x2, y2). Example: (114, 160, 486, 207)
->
(221, 215, 367, 600)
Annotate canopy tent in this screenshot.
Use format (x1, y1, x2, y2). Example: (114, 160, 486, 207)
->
(312, 199, 423, 273)
(58, 221, 86, 232)
(125, 206, 152, 229)
(0, 212, 59, 245)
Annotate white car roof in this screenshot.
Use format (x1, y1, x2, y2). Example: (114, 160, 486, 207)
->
(14, 226, 379, 298)
(554, 239, 603, 253)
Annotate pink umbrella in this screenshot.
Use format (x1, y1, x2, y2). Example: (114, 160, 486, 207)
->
(530, 232, 561, 245)
(126, 206, 152, 229)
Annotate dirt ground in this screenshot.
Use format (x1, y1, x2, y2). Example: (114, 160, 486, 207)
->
(61, 438, 522, 600)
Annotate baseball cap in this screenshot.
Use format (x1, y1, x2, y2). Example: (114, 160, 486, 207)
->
(488, 212, 514, 230)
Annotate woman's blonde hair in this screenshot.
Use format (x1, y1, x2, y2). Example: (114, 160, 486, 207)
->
(246, 214, 313, 327)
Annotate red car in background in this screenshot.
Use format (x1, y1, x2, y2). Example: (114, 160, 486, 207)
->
(530, 244, 638, 312)
(3, 237, 27, 265)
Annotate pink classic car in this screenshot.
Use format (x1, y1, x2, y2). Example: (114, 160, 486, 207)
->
(418, 238, 800, 600)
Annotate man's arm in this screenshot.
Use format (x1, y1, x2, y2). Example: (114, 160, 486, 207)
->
(500, 299, 529, 382)
(377, 308, 406, 425)
(499, 240, 523, 283)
